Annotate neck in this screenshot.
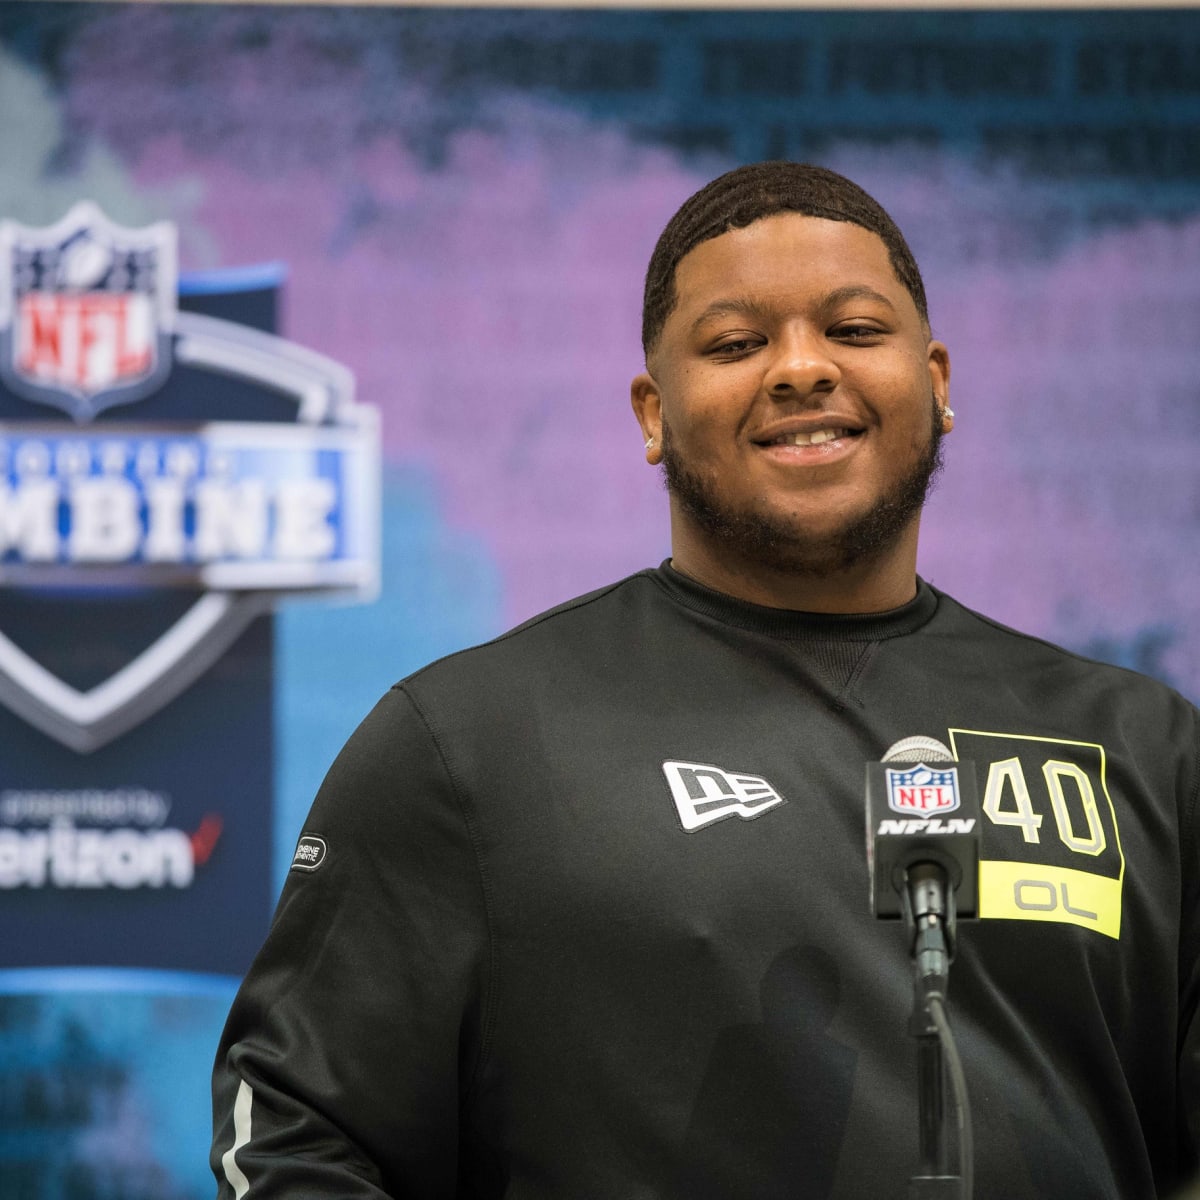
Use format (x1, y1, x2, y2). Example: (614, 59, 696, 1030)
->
(668, 524, 921, 615)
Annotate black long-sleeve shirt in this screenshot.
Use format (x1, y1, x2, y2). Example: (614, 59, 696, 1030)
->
(213, 565, 1200, 1198)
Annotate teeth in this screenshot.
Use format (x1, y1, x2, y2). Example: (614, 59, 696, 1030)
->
(777, 428, 848, 446)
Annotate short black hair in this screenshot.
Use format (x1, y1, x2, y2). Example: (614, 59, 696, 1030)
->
(641, 161, 929, 356)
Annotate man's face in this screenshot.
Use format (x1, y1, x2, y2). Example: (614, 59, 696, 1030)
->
(632, 213, 951, 586)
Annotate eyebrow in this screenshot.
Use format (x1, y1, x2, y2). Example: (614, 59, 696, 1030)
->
(823, 284, 898, 312)
(688, 284, 898, 334)
(688, 298, 773, 333)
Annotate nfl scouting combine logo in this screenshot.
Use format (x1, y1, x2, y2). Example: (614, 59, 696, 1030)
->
(0, 203, 379, 753)
(884, 763, 961, 816)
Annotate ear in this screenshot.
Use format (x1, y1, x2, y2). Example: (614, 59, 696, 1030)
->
(927, 340, 953, 433)
(631, 372, 664, 465)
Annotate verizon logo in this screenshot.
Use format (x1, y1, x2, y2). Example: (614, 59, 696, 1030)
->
(662, 760, 786, 832)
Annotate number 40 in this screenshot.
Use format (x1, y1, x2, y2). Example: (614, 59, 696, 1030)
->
(982, 757, 1107, 857)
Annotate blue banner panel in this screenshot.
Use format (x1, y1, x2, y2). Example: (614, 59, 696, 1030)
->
(0, 208, 377, 974)
(0, 263, 279, 974)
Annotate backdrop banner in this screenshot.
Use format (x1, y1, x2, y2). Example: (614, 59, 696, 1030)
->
(1, 5, 1198, 1196)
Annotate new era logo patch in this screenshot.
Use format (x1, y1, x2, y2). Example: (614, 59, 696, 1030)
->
(662, 760, 786, 832)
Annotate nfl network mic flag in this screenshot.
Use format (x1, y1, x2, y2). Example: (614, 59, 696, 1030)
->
(0, 204, 379, 975)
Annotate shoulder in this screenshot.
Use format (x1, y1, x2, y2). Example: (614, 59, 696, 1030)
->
(404, 568, 666, 685)
(363, 568, 680, 735)
(928, 584, 1200, 728)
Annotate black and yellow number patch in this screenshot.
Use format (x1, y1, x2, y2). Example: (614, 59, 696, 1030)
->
(949, 730, 1124, 939)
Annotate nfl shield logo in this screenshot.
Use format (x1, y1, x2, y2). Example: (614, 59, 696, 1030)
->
(0, 202, 176, 421)
(885, 763, 961, 816)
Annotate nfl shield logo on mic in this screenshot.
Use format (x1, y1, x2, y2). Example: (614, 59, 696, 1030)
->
(885, 763, 961, 816)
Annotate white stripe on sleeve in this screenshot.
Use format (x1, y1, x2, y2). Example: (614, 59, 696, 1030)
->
(221, 1078, 254, 1199)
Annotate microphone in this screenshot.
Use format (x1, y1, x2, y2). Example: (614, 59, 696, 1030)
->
(868, 736, 980, 1195)
(865, 736, 979, 1001)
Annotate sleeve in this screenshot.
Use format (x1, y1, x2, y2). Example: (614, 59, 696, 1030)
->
(1177, 701, 1200, 1182)
(210, 684, 492, 1199)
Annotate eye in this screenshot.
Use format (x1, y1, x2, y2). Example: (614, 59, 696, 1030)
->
(830, 322, 886, 343)
(706, 334, 763, 357)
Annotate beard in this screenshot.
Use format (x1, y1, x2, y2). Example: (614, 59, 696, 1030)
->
(660, 397, 945, 579)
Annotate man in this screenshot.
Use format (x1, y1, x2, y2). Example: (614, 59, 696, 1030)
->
(212, 162, 1200, 1198)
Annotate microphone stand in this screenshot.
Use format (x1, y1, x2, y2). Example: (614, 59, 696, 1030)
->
(901, 863, 967, 1199)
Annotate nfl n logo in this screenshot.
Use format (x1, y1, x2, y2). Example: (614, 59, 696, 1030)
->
(0, 202, 175, 421)
(885, 763, 961, 816)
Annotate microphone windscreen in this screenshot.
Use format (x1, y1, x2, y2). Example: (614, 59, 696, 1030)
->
(882, 735, 954, 764)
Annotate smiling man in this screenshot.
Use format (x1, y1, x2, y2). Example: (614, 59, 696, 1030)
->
(632, 187, 950, 613)
(213, 163, 1200, 1199)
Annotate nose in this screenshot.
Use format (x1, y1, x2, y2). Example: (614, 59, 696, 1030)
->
(761, 326, 840, 400)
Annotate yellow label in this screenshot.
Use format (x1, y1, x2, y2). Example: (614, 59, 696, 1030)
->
(978, 859, 1122, 940)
